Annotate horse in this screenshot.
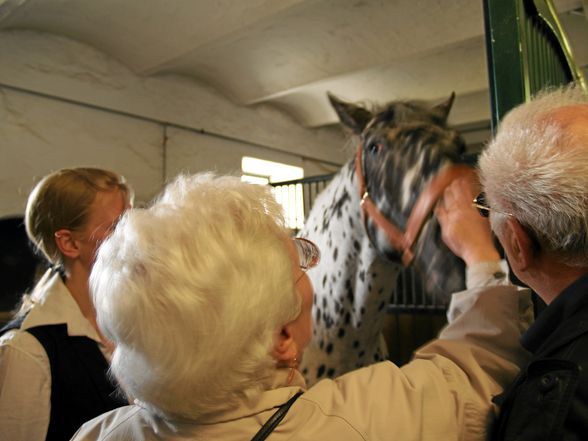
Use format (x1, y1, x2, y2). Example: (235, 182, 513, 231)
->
(299, 93, 472, 385)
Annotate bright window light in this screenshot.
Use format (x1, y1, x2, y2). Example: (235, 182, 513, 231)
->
(241, 174, 269, 185)
(242, 157, 303, 182)
(241, 157, 305, 230)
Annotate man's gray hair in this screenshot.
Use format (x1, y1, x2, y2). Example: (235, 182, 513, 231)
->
(90, 173, 301, 419)
(480, 84, 588, 266)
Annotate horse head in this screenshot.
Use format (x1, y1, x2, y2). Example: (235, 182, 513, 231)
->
(328, 92, 470, 302)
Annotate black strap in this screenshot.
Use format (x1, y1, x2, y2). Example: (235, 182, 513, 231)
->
(251, 391, 303, 441)
(0, 314, 26, 335)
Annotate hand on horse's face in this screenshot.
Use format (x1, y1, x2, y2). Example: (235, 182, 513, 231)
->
(435, 178, 501, 267)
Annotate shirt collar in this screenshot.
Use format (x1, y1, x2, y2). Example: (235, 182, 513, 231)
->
(521, 272, 588, 353)
(20, 268, 102, 342)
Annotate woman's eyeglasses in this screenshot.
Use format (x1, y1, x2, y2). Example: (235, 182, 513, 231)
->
(293, 237, 320, 285)
(472, 192, 513, 218)
(294, 237, 321, 270)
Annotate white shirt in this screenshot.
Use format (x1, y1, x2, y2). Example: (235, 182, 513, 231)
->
(0, 269, 107, 441)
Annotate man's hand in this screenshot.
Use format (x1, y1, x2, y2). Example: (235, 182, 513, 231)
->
(435, 177, 501, 266)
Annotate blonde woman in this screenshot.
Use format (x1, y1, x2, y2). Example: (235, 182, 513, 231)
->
(74, 173, 532, 440)
(0, 168, 132, 441)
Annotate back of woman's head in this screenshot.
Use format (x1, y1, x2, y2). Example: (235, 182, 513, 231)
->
(91, 173, 301, 419)
(25, 168, 131, 267)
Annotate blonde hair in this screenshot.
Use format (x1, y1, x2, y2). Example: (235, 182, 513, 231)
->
(90, 173, 301, 419)
(480, 84, 588, 265)
(25, 168, 131, 267)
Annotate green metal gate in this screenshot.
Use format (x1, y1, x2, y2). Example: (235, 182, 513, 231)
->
(484, 0, 587, 131)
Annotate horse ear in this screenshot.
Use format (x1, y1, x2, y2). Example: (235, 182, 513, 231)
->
(328, 93, 373, 134)
(432, 92, 456, 123)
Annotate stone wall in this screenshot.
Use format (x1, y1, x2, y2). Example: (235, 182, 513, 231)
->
(0, 30, 346, 217)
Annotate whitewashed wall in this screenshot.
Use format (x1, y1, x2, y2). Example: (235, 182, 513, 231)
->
(0, 30, 346, 217)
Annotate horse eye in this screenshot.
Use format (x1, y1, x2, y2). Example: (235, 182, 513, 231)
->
(367, 142, 382, 155)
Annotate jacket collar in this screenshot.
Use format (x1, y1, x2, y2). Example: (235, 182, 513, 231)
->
(200, 369, 306, 424)
(135, 368, 306, 432)
(522, 272, 588, 356)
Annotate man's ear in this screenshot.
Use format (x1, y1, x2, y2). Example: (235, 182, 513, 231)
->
(54, 229, 81, 260)
(273, 324, 299, 364)
(503, 218, 535, 271)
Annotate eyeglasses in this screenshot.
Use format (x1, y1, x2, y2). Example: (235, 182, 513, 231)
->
(293, 237, 320, 285)
(294, 237, 320, 271)
(472, 192, 513, 218)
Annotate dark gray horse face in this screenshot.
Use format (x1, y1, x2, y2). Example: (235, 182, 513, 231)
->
(329, 93, 466, 297)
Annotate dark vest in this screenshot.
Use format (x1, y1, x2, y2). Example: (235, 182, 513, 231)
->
(1, 319, 127, 441)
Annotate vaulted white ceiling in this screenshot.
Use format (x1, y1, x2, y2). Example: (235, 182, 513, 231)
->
(0, 0, 586, 136)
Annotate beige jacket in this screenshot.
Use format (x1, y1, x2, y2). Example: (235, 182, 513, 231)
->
(73, 271, 532, 441)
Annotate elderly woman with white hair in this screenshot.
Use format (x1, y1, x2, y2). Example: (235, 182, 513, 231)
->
(72, 173, 532, 440)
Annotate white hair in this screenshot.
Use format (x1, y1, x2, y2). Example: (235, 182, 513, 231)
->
(90, 173, 301, 419)
(480, 84, 588, 266)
